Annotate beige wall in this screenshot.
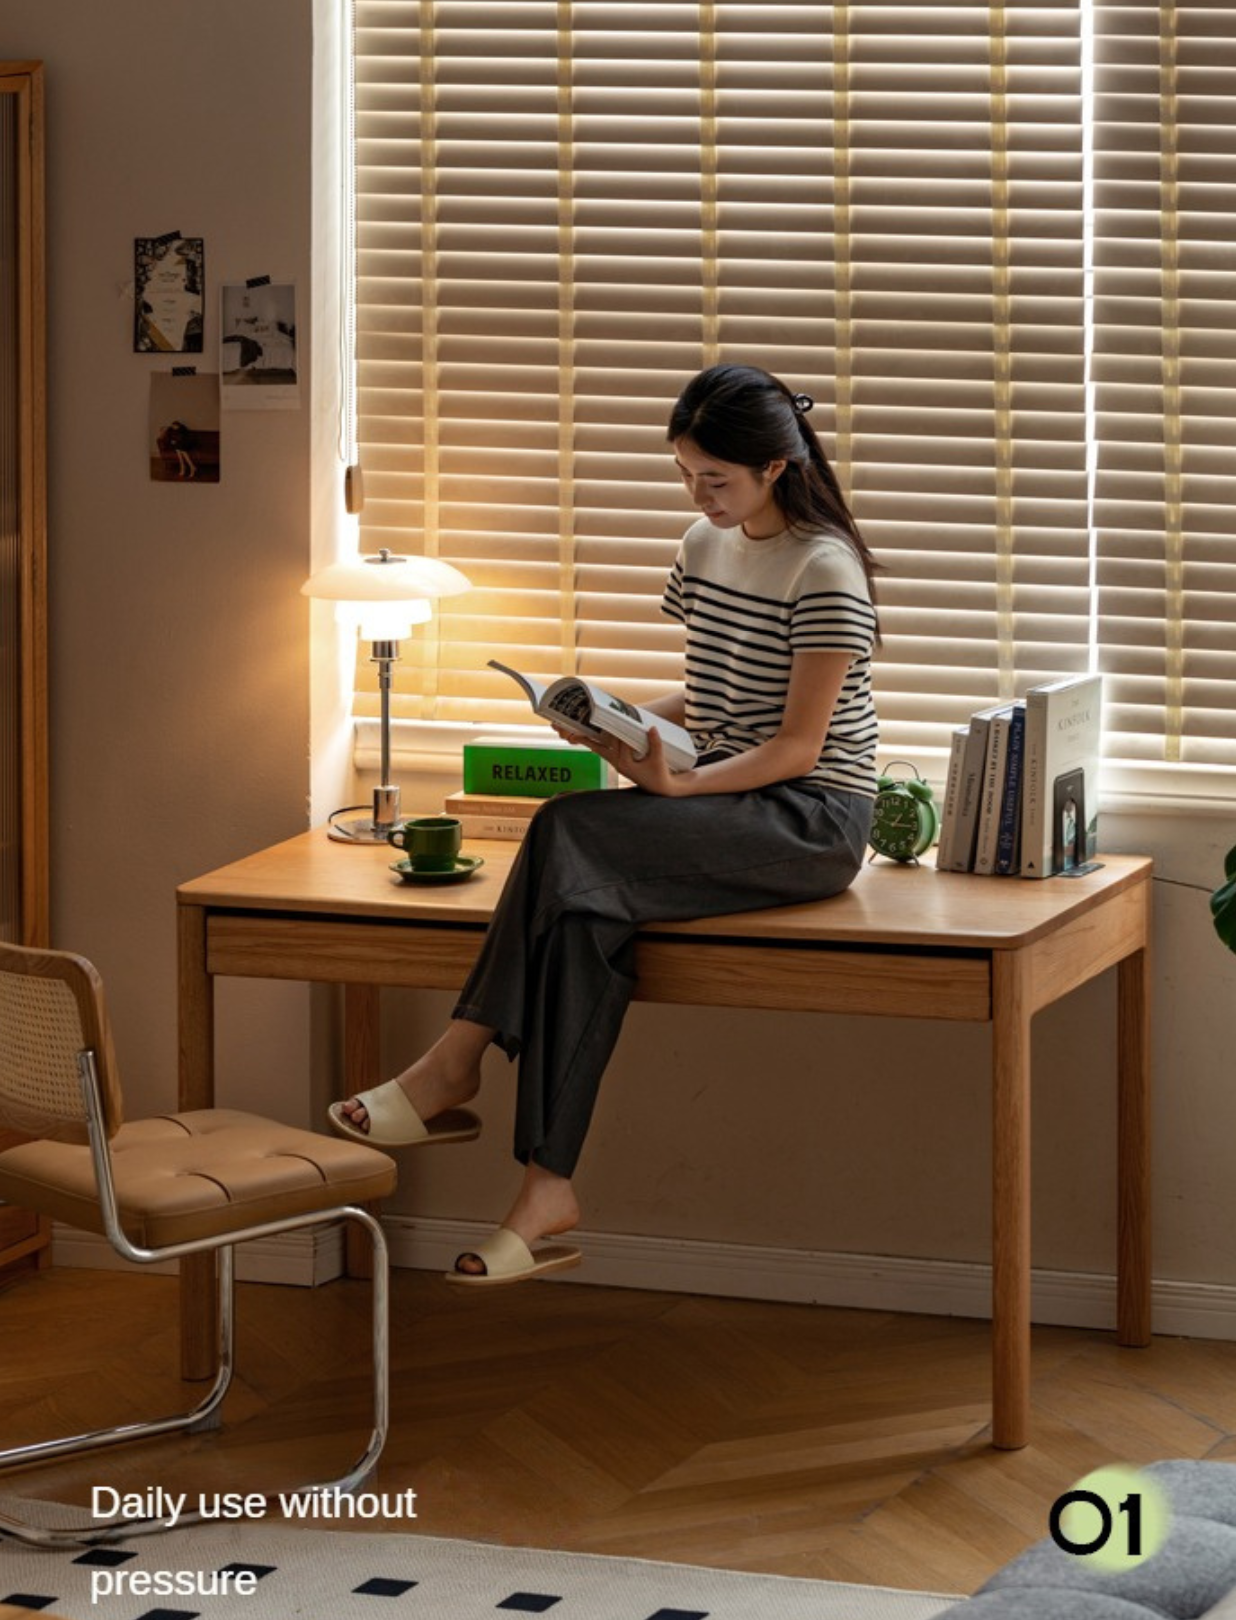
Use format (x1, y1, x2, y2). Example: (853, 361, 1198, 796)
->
(7, 0, 316, 1122)
(11, 1, 1236, 1309)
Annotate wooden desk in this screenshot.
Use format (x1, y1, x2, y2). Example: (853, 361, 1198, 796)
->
(177, 830, 1153, 1450)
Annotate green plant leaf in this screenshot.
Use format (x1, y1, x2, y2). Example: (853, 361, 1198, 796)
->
(1213, 843, 1236, 953)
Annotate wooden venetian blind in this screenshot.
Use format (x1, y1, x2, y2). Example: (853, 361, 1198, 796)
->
(829, 2, 1091, 748)
(351, 1, 1236, 772)
(1090, 1, 1236, 766)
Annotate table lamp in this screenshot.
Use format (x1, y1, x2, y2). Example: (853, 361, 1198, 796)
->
(303, 547, 471, 842)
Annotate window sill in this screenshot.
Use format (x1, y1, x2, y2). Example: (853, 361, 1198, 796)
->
(354, 719, 1236, 817)
(354, 716, 556, 777)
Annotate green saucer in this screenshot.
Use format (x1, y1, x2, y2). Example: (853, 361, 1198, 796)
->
(390, 854, 485, 884)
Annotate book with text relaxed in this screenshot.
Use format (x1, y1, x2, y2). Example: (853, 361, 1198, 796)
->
(462, 733, 605, 797)
(1020, 673, 1104, 878)
(488, 660, 698, 773)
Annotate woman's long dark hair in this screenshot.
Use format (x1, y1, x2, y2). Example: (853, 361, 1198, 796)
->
(667, 363, 882, 611)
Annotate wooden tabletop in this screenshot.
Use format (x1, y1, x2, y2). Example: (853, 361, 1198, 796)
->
(178, 828, 1152, 952)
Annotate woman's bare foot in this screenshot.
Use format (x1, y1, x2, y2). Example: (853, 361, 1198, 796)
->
(339, 1018, 493, 1134)
(455, 1162, 581, 1276)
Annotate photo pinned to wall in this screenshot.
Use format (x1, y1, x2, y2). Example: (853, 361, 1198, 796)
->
(149, 372, 220, 483)
(220, 280, 299, 409)
(134, 234, 204, 353)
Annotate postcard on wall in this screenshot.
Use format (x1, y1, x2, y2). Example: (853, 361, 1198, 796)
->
(149, 372, 221, 483)
(219, 281, 300, 410)
(134, 234, 205, 353)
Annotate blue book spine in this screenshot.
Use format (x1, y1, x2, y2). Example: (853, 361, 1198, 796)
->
(995, 703, 1027, 875)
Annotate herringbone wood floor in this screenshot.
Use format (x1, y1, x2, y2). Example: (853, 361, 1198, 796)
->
(4, 1262, 1236, 1596)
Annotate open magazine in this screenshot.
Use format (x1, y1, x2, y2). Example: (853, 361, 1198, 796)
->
(488, 660, 698, 773)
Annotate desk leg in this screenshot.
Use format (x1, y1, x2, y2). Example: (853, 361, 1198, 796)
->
(991, 952, 1031, 1451)
(344, 983, 382, 1279)
(1117, 943, 1152, 1347)
(178, 901, 218, 1381)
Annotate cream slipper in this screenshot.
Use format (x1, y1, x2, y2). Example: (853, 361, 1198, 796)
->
(445, 1226, 581, 1287)
(327, 1079, 480, 1148)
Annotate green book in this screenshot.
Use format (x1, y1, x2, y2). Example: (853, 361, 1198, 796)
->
(462, 735, 605, 798)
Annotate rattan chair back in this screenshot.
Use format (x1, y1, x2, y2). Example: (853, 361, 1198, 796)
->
(0, 943, 123, 1143)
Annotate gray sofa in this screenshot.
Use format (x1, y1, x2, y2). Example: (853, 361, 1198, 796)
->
(932, 1461, 1236, 1618)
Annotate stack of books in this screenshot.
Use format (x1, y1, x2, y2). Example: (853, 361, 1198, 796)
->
(936, 674, 1103, 878)
(445, 734, 606, 841)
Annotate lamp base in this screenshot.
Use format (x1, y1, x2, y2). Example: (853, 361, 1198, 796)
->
(328, 816, 391, 845)
(328, 784, 401, 844)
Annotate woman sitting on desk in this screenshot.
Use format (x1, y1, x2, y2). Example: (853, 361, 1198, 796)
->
(328, 363, 882, 1285)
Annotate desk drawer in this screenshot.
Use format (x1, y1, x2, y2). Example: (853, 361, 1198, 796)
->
(207, 915, 481, 988)
(206, 915, 991, 1022)
(632, 940, 992, 1021)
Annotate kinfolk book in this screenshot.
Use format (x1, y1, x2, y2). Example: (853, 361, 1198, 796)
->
(1020, 673, 1104, 878)
(443, 791, 549, 841)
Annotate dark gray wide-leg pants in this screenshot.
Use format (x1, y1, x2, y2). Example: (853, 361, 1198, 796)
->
(452, 779, 872, 1178)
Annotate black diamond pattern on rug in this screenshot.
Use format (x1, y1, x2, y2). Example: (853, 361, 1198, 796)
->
(0, 1517, 956, 1619)
(352, 1575, 420, 1597)
(218, 1562, 277, 1582)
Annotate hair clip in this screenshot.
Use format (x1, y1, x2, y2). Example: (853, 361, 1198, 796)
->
(792, 392, 815, 415)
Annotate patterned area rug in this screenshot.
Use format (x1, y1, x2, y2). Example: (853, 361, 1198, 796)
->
(0, 1501, 961, 1620)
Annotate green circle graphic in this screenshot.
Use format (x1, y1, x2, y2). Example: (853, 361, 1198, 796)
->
(1055, 1465, 1171, 1573)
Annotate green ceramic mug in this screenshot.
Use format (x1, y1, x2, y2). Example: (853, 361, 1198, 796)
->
(387, 815, 462, 872)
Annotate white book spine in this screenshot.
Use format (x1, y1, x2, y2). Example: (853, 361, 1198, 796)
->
(934, 727, 969, 870)
(1021, 692, 1049, 876)
(948, 710, 1001, 873)
(972, 711, 1011, 875)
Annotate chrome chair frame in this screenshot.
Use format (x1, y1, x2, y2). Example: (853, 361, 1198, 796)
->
(0, 1048, 390, 1549)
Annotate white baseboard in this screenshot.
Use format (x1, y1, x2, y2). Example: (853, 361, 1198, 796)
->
(52, 1215, 1236, 1342)
(52, 1223, 345, 1286)
(384, 1215, 1236, 1343)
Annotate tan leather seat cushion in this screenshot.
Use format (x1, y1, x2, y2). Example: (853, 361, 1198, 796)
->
(0, 1109, 397, 1248)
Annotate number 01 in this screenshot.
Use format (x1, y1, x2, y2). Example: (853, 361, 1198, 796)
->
(1049, 1490, 1142, 1557)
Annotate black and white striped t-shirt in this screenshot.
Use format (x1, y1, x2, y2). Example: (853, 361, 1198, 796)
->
(661, 519, 879, 798)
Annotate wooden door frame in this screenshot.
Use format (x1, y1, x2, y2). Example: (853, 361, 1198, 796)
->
(0, 61, 50, 1276)
(1, 61, 47, 947)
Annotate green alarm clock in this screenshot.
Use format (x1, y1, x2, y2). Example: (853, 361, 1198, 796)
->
(868, 761, 939, 863)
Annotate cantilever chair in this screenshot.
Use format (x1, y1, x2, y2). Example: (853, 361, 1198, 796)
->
(0, 942, 397, 1548)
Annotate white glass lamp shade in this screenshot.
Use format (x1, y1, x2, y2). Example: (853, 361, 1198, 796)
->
(338, 598, 432, 641)
(301, 548, 471, 641)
